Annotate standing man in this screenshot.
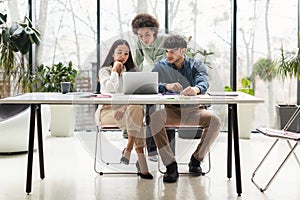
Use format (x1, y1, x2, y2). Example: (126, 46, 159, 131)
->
(150, 34, 221, 183)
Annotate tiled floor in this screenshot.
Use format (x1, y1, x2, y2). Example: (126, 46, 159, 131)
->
(0, 131, 299, 200)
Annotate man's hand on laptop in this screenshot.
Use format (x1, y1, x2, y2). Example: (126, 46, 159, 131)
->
(165, 82, 183, 93)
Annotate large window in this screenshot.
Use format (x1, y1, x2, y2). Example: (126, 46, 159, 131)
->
(237, 1, 298, 128)
(0, 0, 298, 129)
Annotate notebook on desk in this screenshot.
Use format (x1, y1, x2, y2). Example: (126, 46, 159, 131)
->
(122, 72, 158, 94)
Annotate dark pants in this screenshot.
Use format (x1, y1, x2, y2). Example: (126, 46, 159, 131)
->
(146, 105, 175, 155)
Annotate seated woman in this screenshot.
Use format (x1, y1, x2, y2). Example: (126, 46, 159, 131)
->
(95, 39, 153, 179)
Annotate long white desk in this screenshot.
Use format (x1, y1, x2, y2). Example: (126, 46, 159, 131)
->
(0, 92, 264, 196)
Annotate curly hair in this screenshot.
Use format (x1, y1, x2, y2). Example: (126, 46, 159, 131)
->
(131, 13, 159, 38)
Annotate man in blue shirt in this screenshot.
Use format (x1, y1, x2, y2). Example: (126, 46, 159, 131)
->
(150, 35, 221, 183)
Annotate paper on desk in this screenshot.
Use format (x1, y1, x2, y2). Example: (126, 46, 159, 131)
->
(80, 93, 112, 98)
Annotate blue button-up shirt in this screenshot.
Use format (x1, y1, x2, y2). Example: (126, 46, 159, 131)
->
(152, 56, 209, 94)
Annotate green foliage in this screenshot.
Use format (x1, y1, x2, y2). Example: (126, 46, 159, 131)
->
(0, 14, 40, 54)
(184, 35, 214, 69)
(272, 43, 300, 105)
(252, 57, 276, 82)
(0, 12, 41, 97)
(224, 77, 254, 95)
(241, 77, 251, 88)
(186, 47, 214, 68)
(239, 77, 254, 95)
(224, 85, 232, 91)
(276, 44, 300, 81)
(32, 61, 78, 92)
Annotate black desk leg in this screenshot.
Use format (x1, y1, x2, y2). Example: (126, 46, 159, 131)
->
(25, 104, 45, 194)
(36, 104, 45, 179)
(227, 104, 232, 179)
(26, 104, 36, 194)
(231, 104, 242, 196)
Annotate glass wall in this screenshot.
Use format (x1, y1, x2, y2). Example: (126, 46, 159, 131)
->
(237, 0, 298, 128)
(0, 0, 298, 130)
(35, 0, 98, 69)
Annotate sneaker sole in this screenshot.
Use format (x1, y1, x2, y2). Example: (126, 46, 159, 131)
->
(163, 178, 178, 183)
(188, 170, 202, 176)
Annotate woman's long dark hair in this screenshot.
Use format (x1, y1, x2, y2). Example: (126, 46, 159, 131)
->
(101, 39, 136, 72)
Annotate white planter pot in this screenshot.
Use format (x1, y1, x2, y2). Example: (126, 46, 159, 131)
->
(238, 104, 256, 139)
(50, 105, 75, 137)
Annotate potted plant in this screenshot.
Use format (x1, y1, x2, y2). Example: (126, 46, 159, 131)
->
(0, 12, 41, 98)
(33, 61, 78, 92)
(32, 61, 78, 137)
(274, 44, 300, 131)
(0, 13, 49, 150)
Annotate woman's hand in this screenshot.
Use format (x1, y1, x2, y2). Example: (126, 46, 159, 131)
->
(114, 106, 126, 120)
(112, 61, 124, 76)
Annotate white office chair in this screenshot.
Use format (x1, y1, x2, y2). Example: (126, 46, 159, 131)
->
(93, 103, 141, 175)
(94, 124, 141, 175)
(158, 125, 211, 175)
(251, 105, 300, 192)
(0, 104, 51, 153)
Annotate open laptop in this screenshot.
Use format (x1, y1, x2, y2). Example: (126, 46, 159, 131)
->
(122, 72, 158, 94)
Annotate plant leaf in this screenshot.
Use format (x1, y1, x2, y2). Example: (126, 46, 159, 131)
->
(0, 13, 7, 25)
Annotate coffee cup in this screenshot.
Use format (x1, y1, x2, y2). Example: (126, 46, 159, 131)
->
(60, 82, 71, 94)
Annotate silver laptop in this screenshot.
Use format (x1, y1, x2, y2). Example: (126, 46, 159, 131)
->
(122, 72, 158, 94)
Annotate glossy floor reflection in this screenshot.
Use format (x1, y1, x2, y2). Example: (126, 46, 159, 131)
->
(0, 131, 299, 200)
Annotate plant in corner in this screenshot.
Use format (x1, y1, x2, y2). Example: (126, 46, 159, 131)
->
(274, 44, 300, 131)
(276, 44, 300, 105)
(0, 12, 41, 98)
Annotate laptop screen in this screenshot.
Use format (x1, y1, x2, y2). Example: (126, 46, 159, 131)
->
(122, 72, 158, 94)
